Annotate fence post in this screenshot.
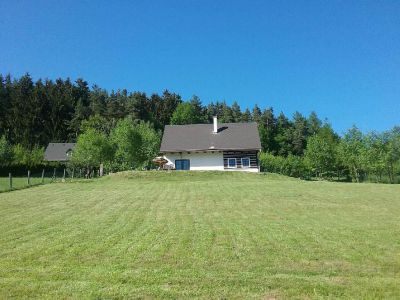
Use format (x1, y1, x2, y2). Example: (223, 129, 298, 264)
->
(63, 168, 66, 182)
(41, 169, 45, 184)
(72, 168, 75, 180)
(28, 170, 31, 186)
(53, 168, 56, 181)
(9, 173, 12, 190)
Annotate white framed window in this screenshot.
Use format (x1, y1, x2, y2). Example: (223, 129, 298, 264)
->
(241, 157, 250, 168)
(228, 158, 237, 168)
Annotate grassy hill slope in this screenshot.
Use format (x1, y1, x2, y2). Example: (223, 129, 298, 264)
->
(0, 172, 399, 299)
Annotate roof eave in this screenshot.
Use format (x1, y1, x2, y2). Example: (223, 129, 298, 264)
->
(160, 148, 261, 153)
(43, 158, 71, 162)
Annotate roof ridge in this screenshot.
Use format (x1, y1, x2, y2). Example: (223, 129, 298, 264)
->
(165, 122, 257, 127)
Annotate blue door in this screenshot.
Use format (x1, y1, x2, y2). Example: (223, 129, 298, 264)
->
(175, 159, 190, 170)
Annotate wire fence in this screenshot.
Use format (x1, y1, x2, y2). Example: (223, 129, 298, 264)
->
(0, 167, 100, 193)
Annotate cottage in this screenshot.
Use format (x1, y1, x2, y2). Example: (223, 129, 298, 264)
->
(44, 143, 76, 162)
(160, 117, 261, 172)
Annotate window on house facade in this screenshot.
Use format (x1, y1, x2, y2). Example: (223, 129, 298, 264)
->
(241, 157, 250, 168)
(228, 158, 237, 168)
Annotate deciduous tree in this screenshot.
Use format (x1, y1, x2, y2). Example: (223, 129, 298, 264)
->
(338, 126, 366, 182)
(72, 129, 113, 170)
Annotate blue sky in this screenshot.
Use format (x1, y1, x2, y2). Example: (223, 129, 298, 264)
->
(1, 1, 399, 134)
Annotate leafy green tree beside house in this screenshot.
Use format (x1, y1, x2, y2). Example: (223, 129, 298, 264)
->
(109, 118, 161, 171)
(71, 129, 114, 174)
(171, 102, 203, 125)
(304, 133, 338, 179)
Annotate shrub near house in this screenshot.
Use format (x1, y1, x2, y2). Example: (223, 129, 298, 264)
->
(71, 119, 160, 172)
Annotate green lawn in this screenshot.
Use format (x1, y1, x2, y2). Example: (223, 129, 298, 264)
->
(0, 172, 399, 299)
(0, 176, 52, 192)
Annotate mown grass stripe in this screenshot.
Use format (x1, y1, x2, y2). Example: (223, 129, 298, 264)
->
(0, 171, 399, 299)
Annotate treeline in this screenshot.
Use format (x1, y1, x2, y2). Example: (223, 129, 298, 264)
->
(0, 73, 331, 154)
(0, 73, 181, 147)
(260, 126, 400, 183)
(0, 74, 329, 151)
(0, 73, 399, 182)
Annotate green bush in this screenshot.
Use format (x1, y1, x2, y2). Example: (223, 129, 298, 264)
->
(0, 135, 13, 167)
(259, 152, 310, 179)
(71, 129, 114, 169)
(109, 119, 160, 171)
(12, 144, 44, 168)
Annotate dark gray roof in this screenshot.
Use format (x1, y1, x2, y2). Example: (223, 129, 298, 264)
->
(44, 143, 76, 161)
(160, 122, 261, 152)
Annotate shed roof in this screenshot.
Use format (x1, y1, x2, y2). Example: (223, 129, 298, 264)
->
(160, 122, 261, 152)
(44, 143, 76, 161)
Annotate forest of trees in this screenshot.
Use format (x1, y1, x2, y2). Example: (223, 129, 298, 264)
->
(0, 74, 399, 182)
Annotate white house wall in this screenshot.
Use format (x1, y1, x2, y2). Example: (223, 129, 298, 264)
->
(163, 151, 259, 172)
(224, 167, 259, 173)
(164, 152, 224, 171)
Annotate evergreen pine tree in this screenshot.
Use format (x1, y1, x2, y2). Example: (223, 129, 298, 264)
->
(307, 111, 322, 136)
(241, 108, 252, 122)
(292, 111, 308, 155)
(252, 104, 262, 123)
(231, 101, 242, 122)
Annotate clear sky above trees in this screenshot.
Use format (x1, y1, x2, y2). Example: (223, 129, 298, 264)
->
(1, 0, 399, 133)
